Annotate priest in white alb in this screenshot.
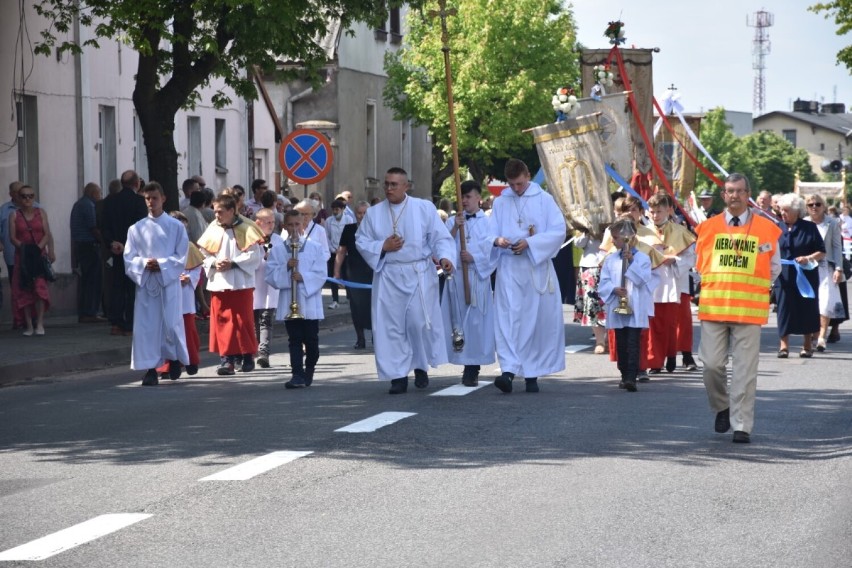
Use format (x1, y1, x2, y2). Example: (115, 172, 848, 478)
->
(356, 167, 456, 394)
(442, 180, 498, 386)
(490, 158, 567, 393)
(124, 182, 190, 386)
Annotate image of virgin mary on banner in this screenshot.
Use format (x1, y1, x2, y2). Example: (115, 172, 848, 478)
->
(531, 113, 614, 239)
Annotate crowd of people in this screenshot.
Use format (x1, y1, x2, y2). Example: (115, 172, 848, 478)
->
(1, 164, 850, 444)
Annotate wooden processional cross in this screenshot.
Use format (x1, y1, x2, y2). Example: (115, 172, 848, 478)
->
(429, 0, 470, 305)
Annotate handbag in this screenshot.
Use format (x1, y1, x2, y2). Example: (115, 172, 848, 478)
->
(42, 257, 56, 282)
(843, 257, 852, 280)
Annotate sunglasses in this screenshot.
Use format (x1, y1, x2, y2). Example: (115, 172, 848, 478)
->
(20, 194, 35, 199)
(807, 203, 823, 208)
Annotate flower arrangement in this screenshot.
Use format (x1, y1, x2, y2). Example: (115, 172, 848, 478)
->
(592, 64, 614, 88)
(551, 86, 580, 118)
(604, 20, 626, 45)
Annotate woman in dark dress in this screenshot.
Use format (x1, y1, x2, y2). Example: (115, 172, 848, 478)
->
(774, 193, 824, 358)
(333, 201, 373, 349)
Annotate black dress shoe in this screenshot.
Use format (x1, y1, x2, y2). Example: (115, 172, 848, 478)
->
(732, 430, 750, 443)
(304, 368, 315, 387)
(714, 408, 731, 433)
(168, 360, 182, 380)
(353, 341, 366, 350)
(525, 378, 539, 393)
(494, 372, 514, 393)
(285, 376, 306, 389)
(388, 377, 408, 394)
(414, 369, 429, 389)
(665, 357, 677, 373)
(257, 356, 270, 368)
(185, 364, 198, 375)
(142, 369, 159, 386)
(623, 379, 637, 392)
(241, 356, 256, 373)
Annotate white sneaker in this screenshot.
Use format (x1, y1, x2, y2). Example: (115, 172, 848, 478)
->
(328, 301, 338, 309)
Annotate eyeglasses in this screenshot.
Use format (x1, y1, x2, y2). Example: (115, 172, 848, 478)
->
(807, 203, 822, 208)
(19, 194, 35, 199)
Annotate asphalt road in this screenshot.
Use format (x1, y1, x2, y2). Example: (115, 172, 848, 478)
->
(1, 311, 850, 567)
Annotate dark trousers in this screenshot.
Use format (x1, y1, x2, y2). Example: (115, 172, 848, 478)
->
(285, 319, 319, 378)
(109, 254, 135, 331)
(75, 241, 102, 317)
(326, 257, 338, 302)
(614, 327, 642, 382)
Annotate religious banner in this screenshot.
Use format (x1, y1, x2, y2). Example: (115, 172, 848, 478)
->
(576, 92, 632, 181)
(530, 114, 614, 238)
(653, 114, 701, 200)
(580, 48, 655, 174)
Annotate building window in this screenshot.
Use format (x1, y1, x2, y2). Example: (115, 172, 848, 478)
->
(16, 95, 39, 190)
(133, 113, 149, 180)
(99, 106, 117, 190)
(782, 129, 797, 147)
(374, 12, 388, 42)
(390, 8, 402, 44)
(215, 118, 227, 173)
(187, 116, 202, 176)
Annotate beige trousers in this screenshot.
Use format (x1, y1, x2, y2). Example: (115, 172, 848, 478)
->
(699, 320, 762, 434)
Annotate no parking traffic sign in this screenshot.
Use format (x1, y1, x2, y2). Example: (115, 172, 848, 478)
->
(278, 129, 334, 185)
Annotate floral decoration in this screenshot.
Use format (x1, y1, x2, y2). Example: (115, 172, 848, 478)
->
(592, 64, 614, 88)
(604, 20, 626, 45)
(551, 86, 580, 119)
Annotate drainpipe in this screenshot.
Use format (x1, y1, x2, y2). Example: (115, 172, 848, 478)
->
(287, 87, 313, 133)
(73, 4, 84, 192)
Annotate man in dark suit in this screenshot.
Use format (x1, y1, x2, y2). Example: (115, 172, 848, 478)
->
(101, 170, 146, 335)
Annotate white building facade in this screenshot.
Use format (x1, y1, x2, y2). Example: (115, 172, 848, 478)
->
(0, 0, 275, 316)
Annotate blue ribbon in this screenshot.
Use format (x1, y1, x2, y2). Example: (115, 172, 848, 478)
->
(326, 277, 372, 290)
(604, 163, 649, 210)
(780, 259, 816, 299)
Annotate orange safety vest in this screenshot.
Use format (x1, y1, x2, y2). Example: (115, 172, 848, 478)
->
(695, 212, 781, 325)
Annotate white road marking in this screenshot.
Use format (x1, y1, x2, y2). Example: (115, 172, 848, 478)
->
(430, 382, 492, 396)
(0, 514, 151, 561)
(200, 450, 313, 481)
(334, 412, 416, 433)
(565, 344, 592, 353)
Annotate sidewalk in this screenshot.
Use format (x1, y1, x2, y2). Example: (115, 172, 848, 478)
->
(0, 291, 354, 385)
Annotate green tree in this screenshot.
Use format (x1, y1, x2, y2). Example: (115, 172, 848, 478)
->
(384, 0, 579, 195)
(34, 0, 391, 210)
(698, 107, 817, 197)
(809, 1, 852, 71)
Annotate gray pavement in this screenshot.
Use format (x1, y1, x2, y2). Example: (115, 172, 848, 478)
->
(0, 290, 354, 385)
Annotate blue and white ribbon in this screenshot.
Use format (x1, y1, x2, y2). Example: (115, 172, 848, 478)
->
(780, 259, 816, 299)
(326, 277, 372, 290)
(604, 163, 649, 210)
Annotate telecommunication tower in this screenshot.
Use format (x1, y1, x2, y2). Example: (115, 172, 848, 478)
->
(747, 10, 774, 115)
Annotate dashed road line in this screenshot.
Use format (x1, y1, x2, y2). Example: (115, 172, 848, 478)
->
(430, 382, 492, 396)
(334, 412, 416, 433)
(200, 450, 314, 481)
(0, 513, 152, 561)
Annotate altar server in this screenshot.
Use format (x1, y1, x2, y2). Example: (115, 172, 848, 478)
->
(442, 180, 498, 386)
(490, 158, 566, 394)
(124, 182, 189, 386)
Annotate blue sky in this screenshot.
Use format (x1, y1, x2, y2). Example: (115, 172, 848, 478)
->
(570, 0, 851, 115)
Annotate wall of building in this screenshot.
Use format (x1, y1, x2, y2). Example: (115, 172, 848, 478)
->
(754, 114, 849, 174)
